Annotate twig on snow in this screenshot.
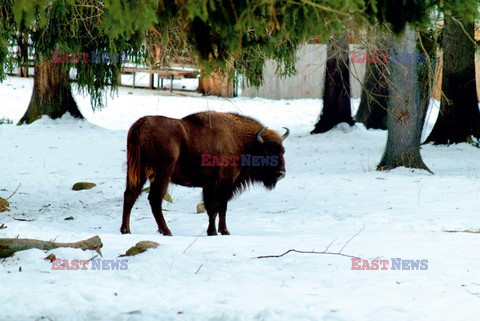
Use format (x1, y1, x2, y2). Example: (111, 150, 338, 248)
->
(183, 229, 205, 254)
(254, 249, 360, 259)
(324, 238, 337, 252)
(444, 228, 480, 234)
(13, 218, 34, 222)
(88, 254, 99, 261)
(254, 225, 365, 260)
(6, 183, 21, 200)
(338, 224, 365, 253)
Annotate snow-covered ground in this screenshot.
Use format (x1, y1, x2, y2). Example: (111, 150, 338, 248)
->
(0, 76, 479, 321)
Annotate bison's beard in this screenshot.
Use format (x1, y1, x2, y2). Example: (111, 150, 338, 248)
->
(263, 180, 277, 190)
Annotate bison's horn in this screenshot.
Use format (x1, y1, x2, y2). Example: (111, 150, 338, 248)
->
(256, 127, 268, 144)
(281, 127, 290, 140)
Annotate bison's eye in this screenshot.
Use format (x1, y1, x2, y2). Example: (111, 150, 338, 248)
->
(265, 150, 274, 156)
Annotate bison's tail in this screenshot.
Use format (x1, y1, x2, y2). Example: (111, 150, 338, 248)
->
(126, 128, 142, 190)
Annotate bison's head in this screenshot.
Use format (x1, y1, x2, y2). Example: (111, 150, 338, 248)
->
(252, 127, 289, 189)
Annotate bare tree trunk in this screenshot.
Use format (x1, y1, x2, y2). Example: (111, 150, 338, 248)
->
(355, 56, 388, 129)
(311, 33, 354, 134)
(417, 31, 436, 140)
(377, 26, 431, 172)
(424, 14, 480, 144)
(18, 60, 83, 125)
(16, 33, 29, 77)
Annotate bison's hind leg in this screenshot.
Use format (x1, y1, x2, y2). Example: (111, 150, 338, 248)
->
(121, 182, 144, 234)
(148, 171, 173, 236)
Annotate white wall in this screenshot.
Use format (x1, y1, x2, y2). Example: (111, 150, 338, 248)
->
(241, 44, 366, 100)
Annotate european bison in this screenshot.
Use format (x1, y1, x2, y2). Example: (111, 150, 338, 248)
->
(120, 111, 289, 236)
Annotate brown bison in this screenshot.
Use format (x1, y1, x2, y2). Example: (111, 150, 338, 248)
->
(120, 111, 289, 236)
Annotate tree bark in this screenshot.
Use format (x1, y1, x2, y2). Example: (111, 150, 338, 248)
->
(377, 26, 431, 172)
(18, 60, 83, 125)
(311, 33, 354, 134)
(355, 56, 388, 129)
(424, 15, 480, 144)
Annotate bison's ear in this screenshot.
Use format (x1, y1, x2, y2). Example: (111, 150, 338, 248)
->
(256, 127, 268, 144)
(281, 127, 290, 141)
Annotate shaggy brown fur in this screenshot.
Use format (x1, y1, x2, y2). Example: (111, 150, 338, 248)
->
(121, 111, 288, 236)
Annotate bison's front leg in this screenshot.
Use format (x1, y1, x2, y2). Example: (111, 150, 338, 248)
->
(218, 200, 230, 235)
(207, 212, 218, 236)
(203, 186, 219, 236)
(203, 186, 230, 236)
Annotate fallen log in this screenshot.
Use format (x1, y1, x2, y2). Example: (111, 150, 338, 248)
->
(119, 240, 159, 257)
(0, 235, 103, 258)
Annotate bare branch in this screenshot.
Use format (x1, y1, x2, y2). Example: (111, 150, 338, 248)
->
(339, 224, 365, 253)
(450, 16, 476, 46)
(254, 226, 365, 259)
(444, 228, 480, 234)
(254, 249, 360, 259)
(324, 238, 337, 252)
(183, 229, 206, 254)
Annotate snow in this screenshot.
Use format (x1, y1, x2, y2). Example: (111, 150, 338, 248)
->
(1, 76, 480, 320)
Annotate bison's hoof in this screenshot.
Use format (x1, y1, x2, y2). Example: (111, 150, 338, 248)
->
(219, 229, 230, 235)
(120, 226, 131, 234)
(159, 229, 173, 236)
(207, 229, 218, 236)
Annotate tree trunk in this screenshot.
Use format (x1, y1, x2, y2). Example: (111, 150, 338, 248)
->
(424, 15, 480, 144)
(417, 31, 436, 141)
(355, 56, 388, 129)
(18, 60, 83, 125)
(377, 26, 431, 172)
(16, 33, 29, 77)
(311, 33, 354, 134)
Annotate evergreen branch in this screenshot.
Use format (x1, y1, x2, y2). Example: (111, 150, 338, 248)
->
(74, 4, 104, 12)
(294, 0, 350, 17)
